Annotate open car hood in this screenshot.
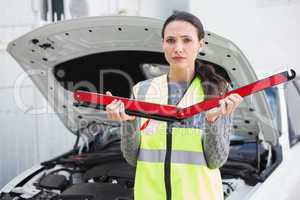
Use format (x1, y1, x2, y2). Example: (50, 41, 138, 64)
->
(6, 16, 279, 145)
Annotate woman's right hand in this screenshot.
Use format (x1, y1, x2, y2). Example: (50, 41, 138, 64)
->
(105, 91, 136, 122)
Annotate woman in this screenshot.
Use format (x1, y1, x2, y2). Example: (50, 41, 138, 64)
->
(105, 11, 243, 200)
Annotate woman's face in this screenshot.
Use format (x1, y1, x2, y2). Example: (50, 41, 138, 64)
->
(162, 20, 204, 71)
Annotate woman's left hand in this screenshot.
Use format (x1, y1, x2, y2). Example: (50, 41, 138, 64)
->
(205, 93, 243, 123)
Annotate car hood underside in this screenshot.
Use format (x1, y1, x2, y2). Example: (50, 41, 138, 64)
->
(7, 16, 279, 145)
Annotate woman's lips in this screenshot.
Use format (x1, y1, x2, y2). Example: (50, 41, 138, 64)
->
(172, 56, 186, 60)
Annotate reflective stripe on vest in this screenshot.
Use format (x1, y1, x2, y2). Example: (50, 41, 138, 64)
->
(138, 149, 207, 166)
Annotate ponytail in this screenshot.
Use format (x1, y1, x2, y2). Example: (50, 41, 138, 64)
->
(195, 60, 229, 100)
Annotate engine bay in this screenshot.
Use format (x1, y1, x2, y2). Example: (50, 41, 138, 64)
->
(0, 122, 282, 200)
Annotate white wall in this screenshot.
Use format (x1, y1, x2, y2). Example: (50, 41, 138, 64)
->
(189, 0, 300, 78)
(65, 0, 189, 20)
(139, 0, 190, 19)
(0, 0, 75, 188)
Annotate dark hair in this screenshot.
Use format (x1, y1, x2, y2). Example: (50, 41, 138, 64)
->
(162, 11, 228, 99)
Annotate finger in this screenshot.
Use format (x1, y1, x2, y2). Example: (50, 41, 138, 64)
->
(121, 113, 136, 121)
(206, 107, 220, 116)
(228, 94, 243, 110)
(106, 106, 114, 120)
(224, 98, 234, 115)
(227, 95, 239, 111)
(119, 101, 127, 120)
(106, 99, 117, 110)
(229, 94, 240, 102)
(119, 102, 136, 121)
(109, 100, 122, 112)
(111, 112, 122, 121)
(127, 115, 136, 121)
(106, 91, 112, 96)
(106, 100, 123, 121)
(227, 95, 239, 105)
(107, 111, 115, 121)
(110, 101, 122, 121)
(115, 101, 135, 121)
(106, 100, 116, 120)
(230, 93, 243, 102)
(205, 107, 220, 122)
(235, 94, 244, 103)
(106, 100, 118, 119)
(219, 100, 226, 115)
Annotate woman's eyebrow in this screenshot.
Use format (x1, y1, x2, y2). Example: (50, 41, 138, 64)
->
(165, 35, 192, 38)
(180, 35, 192, 38)
(165, 35, 175, 39)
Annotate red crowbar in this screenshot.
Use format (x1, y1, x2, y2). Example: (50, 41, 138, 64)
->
(74, 69, 296, 123)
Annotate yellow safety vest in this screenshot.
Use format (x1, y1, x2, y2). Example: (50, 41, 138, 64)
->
(132, 74, 223, 200)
